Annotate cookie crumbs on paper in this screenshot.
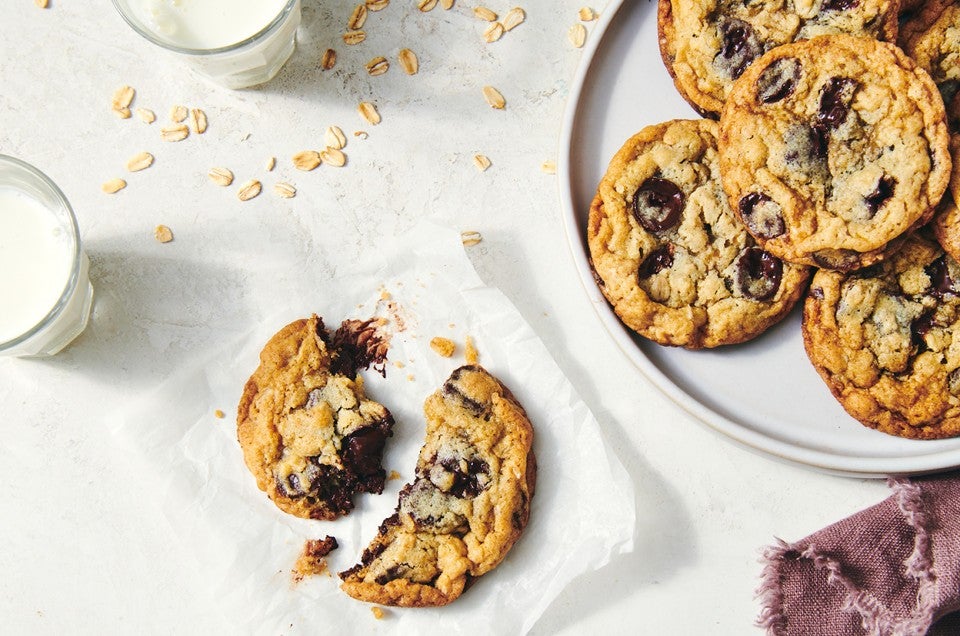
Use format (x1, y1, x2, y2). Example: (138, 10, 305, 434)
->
(292, 536, 339, 583)
(429, 336, 456, 358)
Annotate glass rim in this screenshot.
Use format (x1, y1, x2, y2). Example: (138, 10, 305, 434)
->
(110, 0, 298, 57)
(0, 154, 82, 352)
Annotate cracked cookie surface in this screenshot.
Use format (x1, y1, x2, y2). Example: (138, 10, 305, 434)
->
(718, 34, 951, 271)
(588, 118, 810, 349)
(339, 365, 535, 607)
(657, 0, 899, 117)
(237, 314, 394, 520)
(802, 232, 960, 439)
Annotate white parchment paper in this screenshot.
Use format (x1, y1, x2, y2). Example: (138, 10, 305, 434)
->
(113, 221, 635, 634)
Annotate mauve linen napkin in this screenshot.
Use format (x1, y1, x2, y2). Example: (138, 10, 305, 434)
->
(758, 474, 960, 636)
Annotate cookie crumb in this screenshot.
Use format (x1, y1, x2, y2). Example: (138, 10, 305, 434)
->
(430, 336, 456, 357)
(292, 536, 339, 583)
(465, 335, 479, 364)
(371, 606, 385, 620)
(214, 409, 225, 419)
(154, 225, 173, 243)
(388, 470, 402, 480)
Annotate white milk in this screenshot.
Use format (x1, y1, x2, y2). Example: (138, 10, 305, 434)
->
(135, 0, 289, 49)
(0, 187, 74, 344)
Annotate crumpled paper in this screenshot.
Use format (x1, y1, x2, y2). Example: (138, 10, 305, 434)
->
(112, 221, 634, 634)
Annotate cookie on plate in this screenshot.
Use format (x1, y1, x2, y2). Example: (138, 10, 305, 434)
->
(657, 0, 899, 118)
(237, 314, 394, 520)
(587, 118, 810, 349)
(719, 35, 952, 271)
(802, 232, 960, 439)
(339, 365, 535, 607)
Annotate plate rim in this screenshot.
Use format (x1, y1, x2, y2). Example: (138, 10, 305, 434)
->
(556, 0, 960, 477)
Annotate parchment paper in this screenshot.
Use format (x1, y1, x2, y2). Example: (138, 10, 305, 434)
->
(112, 221, 635, 634)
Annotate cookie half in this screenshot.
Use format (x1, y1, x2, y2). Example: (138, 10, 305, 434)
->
(657, 0, 899, 118)
(802, 232, 960, 439)
(588, 118, 810, 349)
(237, 315, 394, 520)
(719, 35, 951, 271)
(339, 365, 535, 607)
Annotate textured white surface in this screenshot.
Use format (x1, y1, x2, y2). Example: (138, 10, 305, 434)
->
(0, 1, 889, 634)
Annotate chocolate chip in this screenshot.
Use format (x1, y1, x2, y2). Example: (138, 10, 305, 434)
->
(926, 256, 958, 298)
(342, 427, 387, 478)
(809, 286, 824, 300)
(812, 249, 861, 271)
(948, 368, 960, 396)
(734, 247, 783, 301)
(632, 177, 684, 233)
(912, 310, 936, 346)
(757, 58, 800, 103)
(637, 244, 673, 279)
(738, 192, 785, 239)
(817, 77, 858, 130)
(821, 0, 858, 10)
(435, 455, 489, 498)
(374, 565, 405, 585)
(864, 175, 895, 217)
(443, 367, 488, 415)
(716, 18, 762, 80)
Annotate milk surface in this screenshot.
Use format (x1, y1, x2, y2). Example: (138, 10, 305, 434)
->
(0, 187, 74, 343)
(136, 0, 289, 49)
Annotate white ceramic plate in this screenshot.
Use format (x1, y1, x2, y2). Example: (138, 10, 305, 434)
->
(558, 0, 960, 477)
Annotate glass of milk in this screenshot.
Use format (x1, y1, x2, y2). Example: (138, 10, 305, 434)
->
(112, 0, 301, 89)
(0, 155, 94, 358)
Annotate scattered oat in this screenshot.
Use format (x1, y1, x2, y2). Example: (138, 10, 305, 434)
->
(321, 48, 337, 70)
(541, 159, 557, 174)
(101, 178, 126, 194)
(113, 107, 132, 119)
(358, 101, 381, 125)
(190, 108, 207, 134)
(482, 85, 506, 109)
(465, 335, 479, 364)
(265, 156, 277, 172)
(430, 336, 456, 358)
(502, 6, 525, 30)
(126, 151, 154, 172)
(112, 85, 135, 111)
(237, 179, 262, 201)
(343, 30, 366, 45)
(348, 3, 368, 29)
(154, 225, 173, 243)
(371, 607, 385, 620)
(208, 167, 234, 186)
(365, 56, 389, 76)
(170, 105, 188, 123)
(460, 230, 482, 246)
(273, 182, 297, 198)
(473, 154, 491, 171)
(325, 126, 347, 150)
(366, 0, 389, 10)
(214, 409, 225, 419)
(292, 150, 322, 171)
(474, 6, 497, 21)
(321, 148, 347, 167)
(568, 22, 587, 48)
(483, 22, 504, 42)
(354, 130, 369, 139)
(35, 0, 49, 7)
(578, 6, 597, 20)
(418, 0, 437, 11)
(398, 48, 418, 75)
(160, 124, 189, 142)
(136, 108, 156, 124)
(441, 0, 454, 8)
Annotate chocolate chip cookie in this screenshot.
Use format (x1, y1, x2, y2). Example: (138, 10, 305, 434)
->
(339, 365, 535, 607)
(587, 119, 810, 349)
(802, 232, 960, 439)
(899, 0, 960, 111)
(719, 34, 952, 271)
(237, 315, 394, 520)
(657, 0, 899, 118)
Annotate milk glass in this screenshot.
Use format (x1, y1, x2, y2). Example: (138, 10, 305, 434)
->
(0, 155, 93, 358)
(112, 0, 301, 89)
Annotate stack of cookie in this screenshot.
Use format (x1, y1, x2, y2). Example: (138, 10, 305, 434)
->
(588, 0, 960, 439)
